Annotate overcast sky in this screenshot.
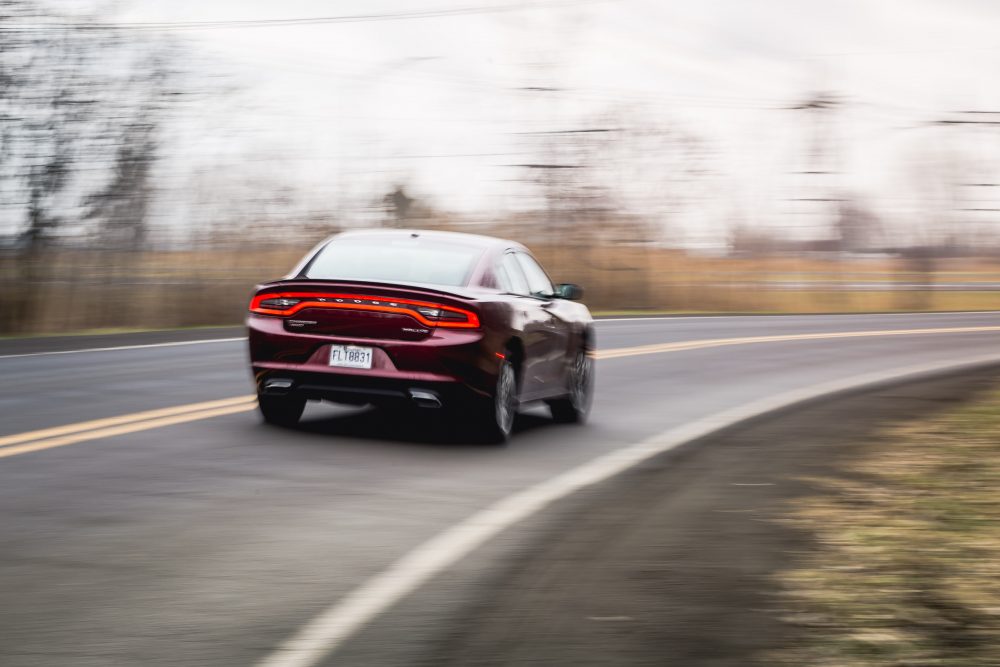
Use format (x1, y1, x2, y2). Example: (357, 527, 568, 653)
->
(110, 0, 1000, 245)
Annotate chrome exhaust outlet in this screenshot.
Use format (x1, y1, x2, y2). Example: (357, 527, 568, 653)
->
(409, 389, 442, 409)
(263, 378, 294, 394)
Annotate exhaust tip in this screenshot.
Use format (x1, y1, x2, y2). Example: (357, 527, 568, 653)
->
(263, 378, 294, 394)
(409, 389, 442, 409)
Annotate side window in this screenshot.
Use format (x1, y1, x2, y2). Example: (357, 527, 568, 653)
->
(514, 252, 554, 297)
(494, 262, 512, 292)
(500, 253, 530, 295)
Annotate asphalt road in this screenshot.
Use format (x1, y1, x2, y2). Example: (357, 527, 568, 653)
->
(2, 312, 1000, 666)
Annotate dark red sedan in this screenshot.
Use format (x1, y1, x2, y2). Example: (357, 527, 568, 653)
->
(247, 229, 594, 441)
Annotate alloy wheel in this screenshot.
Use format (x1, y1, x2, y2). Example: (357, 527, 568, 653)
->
(570, 350, 593, 414)
(494, 360, 517, 435)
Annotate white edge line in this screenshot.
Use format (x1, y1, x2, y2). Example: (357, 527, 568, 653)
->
(256, 351, 1000, 667)
(0, 337, 247, 360)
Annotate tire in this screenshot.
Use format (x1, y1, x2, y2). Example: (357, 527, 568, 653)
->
(472, 357, 518, 443)
(547, 348, 593, 424)
(258, 394, 306, 427)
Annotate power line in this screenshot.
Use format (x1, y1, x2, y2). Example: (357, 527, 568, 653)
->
(0, 0, 607, 32)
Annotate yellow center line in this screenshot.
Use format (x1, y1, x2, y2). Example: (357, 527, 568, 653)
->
(0, 402, 257, 460)
(1, 324, 999, 460)
(592, 325, 1000, 360)
(0, 395, 256, 448)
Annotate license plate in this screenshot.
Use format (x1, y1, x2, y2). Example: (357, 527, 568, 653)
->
(329, 345, 373, 369)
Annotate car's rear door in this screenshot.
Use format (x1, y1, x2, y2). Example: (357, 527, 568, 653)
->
(498, 252, 549, 399)
(513, 251, 571, 395)
(498, 251, 567, 399)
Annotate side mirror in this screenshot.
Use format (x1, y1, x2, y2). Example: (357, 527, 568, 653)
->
(555, 283, 584, 300)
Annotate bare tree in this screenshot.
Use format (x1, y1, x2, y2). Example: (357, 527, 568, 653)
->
(0, 1, 181, 332)
(83, 56, 179, 251)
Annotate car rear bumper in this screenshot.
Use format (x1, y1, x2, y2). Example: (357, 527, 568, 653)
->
(248, 314, 497, 408)
(253, 366, 485, 408)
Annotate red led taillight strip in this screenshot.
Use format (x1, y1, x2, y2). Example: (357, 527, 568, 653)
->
(249, 292, 480, 329)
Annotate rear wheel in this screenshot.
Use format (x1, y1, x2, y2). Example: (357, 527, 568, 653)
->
(471, 357, 518, 443)
(547, 348, 593, 424)
(258, 394, 306, 427)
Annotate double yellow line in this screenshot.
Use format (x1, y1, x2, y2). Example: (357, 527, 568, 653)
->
(2, 324, 1000, 461)
(0, 395, 257, 460)
(592, 325, 1000, 360)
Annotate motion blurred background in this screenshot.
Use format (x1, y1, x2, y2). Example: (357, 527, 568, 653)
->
(4, 0, 1000, 335)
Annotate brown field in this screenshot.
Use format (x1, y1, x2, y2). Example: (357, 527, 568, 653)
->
(2, 246, 999, 336)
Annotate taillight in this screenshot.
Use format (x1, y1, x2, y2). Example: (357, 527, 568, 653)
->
(249, 292, 480, 329)
(414, 306, 476, 326)
(257, 297, 302, 310)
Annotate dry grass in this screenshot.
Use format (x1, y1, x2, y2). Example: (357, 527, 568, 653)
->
(771, 383, 1000, 666)
(2, 246, 999, 335)
(0, 248, 301, 335)
(538, 245, 1000, 313)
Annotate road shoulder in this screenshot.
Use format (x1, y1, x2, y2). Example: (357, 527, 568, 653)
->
(426, 368, 999, 667)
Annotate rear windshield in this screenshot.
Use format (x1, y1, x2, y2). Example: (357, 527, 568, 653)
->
(302, 237, 484, 287)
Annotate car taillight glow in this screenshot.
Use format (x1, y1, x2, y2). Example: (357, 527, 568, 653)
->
(257, 297, 302, 310)
(249, 292, 480, 328)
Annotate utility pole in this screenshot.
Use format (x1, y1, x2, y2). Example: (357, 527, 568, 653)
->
(785, 92, 843, 245)
(931, 110, 1000, 248)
